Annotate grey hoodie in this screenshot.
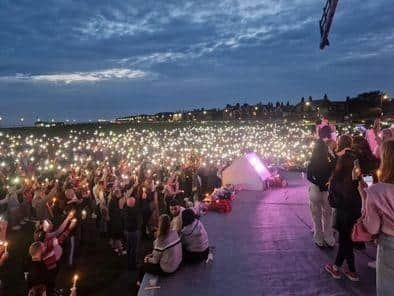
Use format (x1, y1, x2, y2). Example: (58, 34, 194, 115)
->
(150, 230, 182, 273)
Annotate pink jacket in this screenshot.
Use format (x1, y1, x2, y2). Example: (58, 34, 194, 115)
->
(363, 183, 394, 236)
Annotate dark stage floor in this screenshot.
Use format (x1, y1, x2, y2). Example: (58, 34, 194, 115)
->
(152, 171, 376, 296)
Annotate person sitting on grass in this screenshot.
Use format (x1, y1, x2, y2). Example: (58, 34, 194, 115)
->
(180, 209, 210, 263)
(137, 214, 182, 286)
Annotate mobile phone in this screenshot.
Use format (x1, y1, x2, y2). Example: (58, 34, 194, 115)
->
(362, 175, 373, 187)
(354, 159, 360, 167)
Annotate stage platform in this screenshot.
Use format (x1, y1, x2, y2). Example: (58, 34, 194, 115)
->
(145, 171, 376, 296)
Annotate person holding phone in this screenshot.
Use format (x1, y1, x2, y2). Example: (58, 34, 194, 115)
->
(325, 152, 362, 281)
(358, 139, 394, 296)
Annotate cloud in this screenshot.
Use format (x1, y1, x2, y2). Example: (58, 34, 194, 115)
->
(118, 16, 315, 68)
(0, 68, 149, 84)
(77, 15, 158, 39)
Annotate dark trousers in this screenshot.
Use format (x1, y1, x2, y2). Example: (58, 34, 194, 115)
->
(125, 230, 139, 270)
(335, 229, 356, 272)
(47, 266, 59, 296)
(183, 248, 209, 264)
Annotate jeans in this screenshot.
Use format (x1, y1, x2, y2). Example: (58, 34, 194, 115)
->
(377, 234, 394, 296)
(309, 184, 335, 246)
(124, 230, 139, 270)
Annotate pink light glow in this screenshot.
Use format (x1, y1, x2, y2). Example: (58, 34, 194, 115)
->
(245, 153, 271, 181)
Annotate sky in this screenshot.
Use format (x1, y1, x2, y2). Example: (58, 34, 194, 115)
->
(0, 0, 394, 126)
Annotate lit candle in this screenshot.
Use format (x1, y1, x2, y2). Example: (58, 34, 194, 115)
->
(73, 274, 79, 288)
(4, 241, 8, 253)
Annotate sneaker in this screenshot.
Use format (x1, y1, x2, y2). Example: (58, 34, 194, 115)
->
(368, 261, 376, 269)
(315, 241, 325, 248)
(325, 264, 342, 279)
(343, 270, 360, 282)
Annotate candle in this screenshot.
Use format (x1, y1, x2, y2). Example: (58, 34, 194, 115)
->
(377, 169, 382, 180)
(73, 274, 79, 288)
(4, 241, 8, 253)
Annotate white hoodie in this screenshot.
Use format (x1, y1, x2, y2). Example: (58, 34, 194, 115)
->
(181, 220, 209, 253)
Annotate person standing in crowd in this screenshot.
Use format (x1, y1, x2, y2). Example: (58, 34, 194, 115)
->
(358, 139, 394, 296)
(31, 183, 58, 221)
(0, 185, 24, 230)
(336, 135, 352, 157)
(64, 188, 82, 267)
(352, 136, 380, 182)
(325, 152, 362, 281)
(108, 189, 124, 255)
(26, 242, 49, 294)
(163, 175, 184, 212)
(93, 180, 107, 236)
(140, 182, 159, 240)
(169, 199, 185, 233)
(138, 214, 182, 285)
(191, 169, 203, 202)
(122, 197, 139, 271)
(180, 209, 210, 263)
(365, 118, 381, 158)
(375, 128, 394, 159)
(307, 125, 336, 247)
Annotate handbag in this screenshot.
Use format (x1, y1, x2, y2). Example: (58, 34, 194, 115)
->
(351, 216, 375, 242)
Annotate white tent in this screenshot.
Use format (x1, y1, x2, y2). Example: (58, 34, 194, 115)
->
(222, 153, 271, 191)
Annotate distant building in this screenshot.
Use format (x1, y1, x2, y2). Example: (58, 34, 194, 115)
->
(115, 90, 391, 124)
(35, 120, 65, 128)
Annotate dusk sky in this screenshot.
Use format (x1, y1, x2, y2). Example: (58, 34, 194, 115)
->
(0, 0, 393, 125)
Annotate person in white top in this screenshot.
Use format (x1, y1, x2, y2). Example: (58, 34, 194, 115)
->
(180, 209, 210, 263)
(138, 214, 182, 285)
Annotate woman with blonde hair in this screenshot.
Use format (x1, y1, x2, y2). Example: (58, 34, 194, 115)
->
(137, 214, 182, 285)
(358, 139, 394, 295)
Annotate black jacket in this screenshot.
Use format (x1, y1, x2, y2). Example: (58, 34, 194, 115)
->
(26, 260, 50, 289)
(122, 205, 139, 232)
(329, 179, 362, 232)
(307, 139, 336, 191)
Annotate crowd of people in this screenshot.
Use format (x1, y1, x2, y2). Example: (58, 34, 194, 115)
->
(0, 122, 313, 295)
(0, 151, 217, 295)
(0, 120, 392, 295)
(307, 118, 394, 296)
